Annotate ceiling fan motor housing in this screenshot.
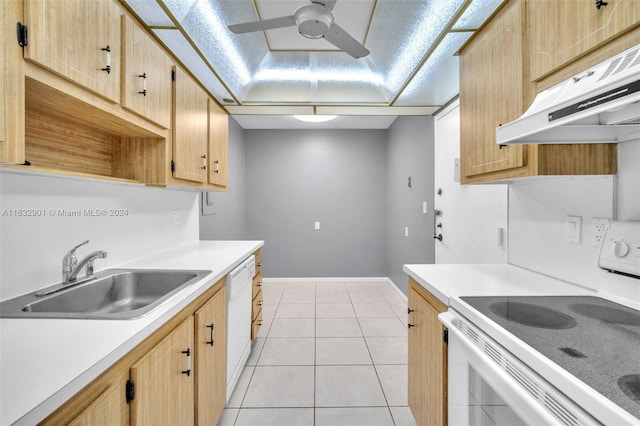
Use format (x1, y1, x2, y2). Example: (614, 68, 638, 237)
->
(295, 4, 334, 39)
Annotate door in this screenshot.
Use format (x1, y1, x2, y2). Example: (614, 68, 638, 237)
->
(0, 0, 25, 164)
(172, 67, 208, 183)
(208, 99, 229, 187)
(194, 287, 227, 426)
(459, 0, 526, 180)
(408, 279, 448, 426)
(130, 317, 194, 426)
(23, 0, 121, 102)
(528, 0, 640, 81)
(68, 380, 128, 426)
(121, 15, 173, 128)
(434, 102, 508, 264)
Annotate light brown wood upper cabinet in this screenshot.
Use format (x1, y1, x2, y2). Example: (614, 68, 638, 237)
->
(1, 0, 25, 164)
(528, 0, 640, 81)
(459, 0, 618, 184)
(408, 278, 448, 426)
(23, 0, 121, 103)
(194, 286, 227, 426)
(459, 0, 527, 181)
(208, 99, 229, 188)
(172, 67, 209, 183)
(121, 16, 173, 129)
(130, 316, 195, 426)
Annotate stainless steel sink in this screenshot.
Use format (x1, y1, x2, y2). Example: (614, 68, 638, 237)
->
(0, 269, 212, 319)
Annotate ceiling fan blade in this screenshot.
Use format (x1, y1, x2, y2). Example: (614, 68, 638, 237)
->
(324, 23, 370, 58)
(228, 15, 296, 34)
(311, 0, 338, 10)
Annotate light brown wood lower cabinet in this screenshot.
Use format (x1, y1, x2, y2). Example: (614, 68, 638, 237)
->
(194, 286, 227, 426)
(408, 277, 448, 426)
(130, 317, 195, 426)
(40, 278, 227, 426)
(67, 380, 128, 426)
(251, 249, 263, 340)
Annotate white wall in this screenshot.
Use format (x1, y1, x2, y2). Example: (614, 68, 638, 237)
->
(508, 140, 640, 300)
(0, 171, 199, 300)
(433, 101, 508, 264)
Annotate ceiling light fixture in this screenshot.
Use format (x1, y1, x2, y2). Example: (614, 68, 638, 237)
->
(294, 115, 337, 123)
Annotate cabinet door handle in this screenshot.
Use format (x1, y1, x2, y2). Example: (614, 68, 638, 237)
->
(408, 308, 415, 328)
(257, 300, 263, 306)
(138, 72, 147, 96)
(213, 160, 220, 174)
(181, 348, 191, 376)
(206, 323, 215, 346)
(201, 154, 207, 170)
(101, 45, 111, 74)
(256, 282, 262, 287)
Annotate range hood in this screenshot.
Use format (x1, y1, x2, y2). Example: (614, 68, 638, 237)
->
(497, 43, 640, 145)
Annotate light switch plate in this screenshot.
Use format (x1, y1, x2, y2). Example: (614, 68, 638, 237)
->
(565, 215, 582, 244)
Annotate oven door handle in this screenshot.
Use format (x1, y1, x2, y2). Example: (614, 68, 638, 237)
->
(439, 311, 570, 426)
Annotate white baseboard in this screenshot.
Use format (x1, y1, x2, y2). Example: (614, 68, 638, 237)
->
(262, 276, 408, 302)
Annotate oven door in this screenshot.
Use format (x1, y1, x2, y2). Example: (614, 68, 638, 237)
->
(439, 311, 600, 426)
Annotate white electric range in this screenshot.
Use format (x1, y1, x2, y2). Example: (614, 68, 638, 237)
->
(440, 221, 640, 425)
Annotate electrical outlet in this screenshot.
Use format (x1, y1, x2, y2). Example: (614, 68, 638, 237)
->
(591, 217, 611, 248)
(314, 221, 320, 230)
(405, 227, 409, 237)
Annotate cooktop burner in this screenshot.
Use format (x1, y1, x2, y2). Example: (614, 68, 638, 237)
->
(489, 301, 577, 329)
(460, 295, 640, 421)
(619, 375, 640, 405)
(568, 303, 640, 326)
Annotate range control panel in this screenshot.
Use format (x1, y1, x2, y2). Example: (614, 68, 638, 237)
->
(598, 221, 640, 277)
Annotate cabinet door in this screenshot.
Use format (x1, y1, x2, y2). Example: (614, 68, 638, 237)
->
(194, 287, 227, 426)
(529, 0, 640, 81)
(121, 16, 173, 128)
(408, 280, 447, 426)
(459, 0, 526, 182)
(130, 317, 194, 426)
(23, 0, 121, 102)
(173, 67, 208, 183)
(67, 381, 128, 426)
(208, 99, 229, 187)
(0, 0, 25, 163)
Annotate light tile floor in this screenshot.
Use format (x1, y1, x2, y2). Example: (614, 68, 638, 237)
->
(218, 280, 417, 426)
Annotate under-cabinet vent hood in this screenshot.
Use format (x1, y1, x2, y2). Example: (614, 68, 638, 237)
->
(497, 43, 640, 145)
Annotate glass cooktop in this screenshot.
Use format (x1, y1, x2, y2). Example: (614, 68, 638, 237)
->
(460, 295, 640, 421)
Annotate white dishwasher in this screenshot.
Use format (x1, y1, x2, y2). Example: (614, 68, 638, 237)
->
(225, 255, 255, 402)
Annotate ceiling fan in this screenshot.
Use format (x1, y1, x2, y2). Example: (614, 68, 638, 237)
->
(228, 0, 370, 59)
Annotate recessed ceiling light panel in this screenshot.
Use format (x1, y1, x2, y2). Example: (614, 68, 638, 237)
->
(294, 115, 337, 122)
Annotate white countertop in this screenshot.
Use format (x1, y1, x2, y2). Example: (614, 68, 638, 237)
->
(403, 263, 599, 305)
(0, 240, 263, 426)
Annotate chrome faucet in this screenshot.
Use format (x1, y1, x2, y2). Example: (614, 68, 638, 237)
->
(62, 240, 107, 283)
(36, 241, 108, 297)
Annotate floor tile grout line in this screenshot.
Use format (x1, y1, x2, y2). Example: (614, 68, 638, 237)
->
(232, 280, 411, 425)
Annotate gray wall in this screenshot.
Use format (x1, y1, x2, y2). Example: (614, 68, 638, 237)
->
(386, 116, 436, 293)
(199, 117, 437, 294)
(199, 118, 247, 240)
(245, 129, 387, 278)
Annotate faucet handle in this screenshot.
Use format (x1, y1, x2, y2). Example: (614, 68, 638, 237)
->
(62, 240, 90, 279)
(68, 240, 90, 256)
